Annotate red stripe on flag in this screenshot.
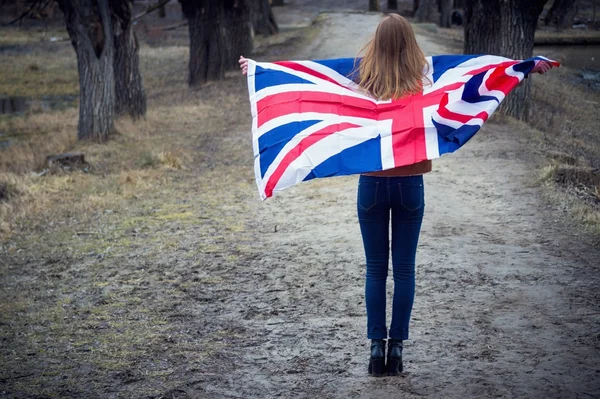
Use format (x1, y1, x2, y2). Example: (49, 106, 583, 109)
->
(257, 91, 377, 128)
(264, 122, 361, 198)
(484, 64, 521, 95)
(386, 91, 445, 167)
(436, 93, 490, 124)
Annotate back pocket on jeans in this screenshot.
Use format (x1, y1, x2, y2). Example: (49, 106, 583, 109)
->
(358, 181, 379, 211)
(398, 183, 423, 212)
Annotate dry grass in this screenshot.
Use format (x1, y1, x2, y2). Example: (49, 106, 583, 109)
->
(0, 39, 78, 96)
(0, 110, 198, 238)
(538, 165, 600, 236)
(530, 68, 600, 166)
(0, 109, 79, 173)
(0, 30, 259, 391)
(0, 26, 67, 46)
(528, 66, 600, 227)
(0, 21, 258, 240)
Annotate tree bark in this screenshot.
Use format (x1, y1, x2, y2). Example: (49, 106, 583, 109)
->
(414, 0, 438, 22)
(544, 0, 577, 30)
(463, 0, 549, 120)
(388, 0, 397, 9)
(111, 0, 146, 118)
(463, 0, 501, 54)
(58, 0, 115, 142)
(369, 0, 380, 11)
(497, 0, 548, 120)
(439, 0, 452, 27)
(498, 1, 547, 60)
(251, 0, 278, 35)
(224, 0, 253, 69)
(180, 0, 225, 86)
(179, 0, 253, 86)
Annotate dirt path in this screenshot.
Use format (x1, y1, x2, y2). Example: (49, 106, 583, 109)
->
(210, 13, 600, 398)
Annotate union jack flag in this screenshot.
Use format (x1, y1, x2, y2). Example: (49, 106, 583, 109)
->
(246, 55, 557, 200)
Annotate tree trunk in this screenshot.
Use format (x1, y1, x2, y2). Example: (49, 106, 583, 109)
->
(439, 0, 452, 27)
(545, 0, 577, 30)
(414, 0, 438, 22)
(272, 0, 284, 5)
(388, 0, 397, 9)
(497, 0, 548, 120)
(369, 0, 380, 11)
(224, 0, 253, 69)
(58, 0, 115, 142)
(158, 2, 166, 17)
(251, 0, 278, 35)
(463, 0, 501, 54)
(180, 0, 225, 86)
(463, 0, 548, 120)
(111, 0, 146, 118)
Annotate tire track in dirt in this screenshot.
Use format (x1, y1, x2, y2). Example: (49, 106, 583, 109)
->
(194, 12, 600, 399)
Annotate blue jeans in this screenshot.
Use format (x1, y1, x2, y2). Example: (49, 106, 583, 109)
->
(357, 174, 425, 340)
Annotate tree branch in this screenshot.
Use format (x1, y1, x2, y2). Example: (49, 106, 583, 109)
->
(2, 0, 52, 27)
(162, 21, 188, 31)
(133, 0, 172, 21)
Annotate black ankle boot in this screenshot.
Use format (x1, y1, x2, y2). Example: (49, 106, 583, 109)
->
(368, 339, 386, 377)
(387, 339, 403, 375)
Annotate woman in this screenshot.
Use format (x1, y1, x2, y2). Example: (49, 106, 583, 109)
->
(350, 14, 431, 378)
(239, 13, 552, 378)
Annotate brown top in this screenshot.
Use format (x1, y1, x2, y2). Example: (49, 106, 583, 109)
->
(363, 160, 432, 177)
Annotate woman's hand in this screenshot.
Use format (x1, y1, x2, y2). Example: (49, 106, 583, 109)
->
(239, 55, 249, 76)
(531, 60, 553, 74)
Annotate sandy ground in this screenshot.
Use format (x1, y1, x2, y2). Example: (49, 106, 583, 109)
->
(1, 10, 599, 399)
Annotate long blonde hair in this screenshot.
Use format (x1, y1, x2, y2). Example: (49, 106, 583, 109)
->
(357, 14, 428, 101)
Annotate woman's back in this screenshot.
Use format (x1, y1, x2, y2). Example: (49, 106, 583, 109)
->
(357, 14, 432, 177)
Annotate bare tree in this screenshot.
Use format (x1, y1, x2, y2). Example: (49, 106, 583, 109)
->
(464, 0, 549, 120)
(439, 0, 452, 27)
(179, 0, 254, 86)
(464, 0, 501, 55)
(414, 0, 437, 22)
(251, 0, 278, 35)
(57, 0, 115, 141)
(180, 0, 224, 85)
(369, 0, 380, 11)
(545, 0, 578, 30)
(111, 0, 146, 118)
